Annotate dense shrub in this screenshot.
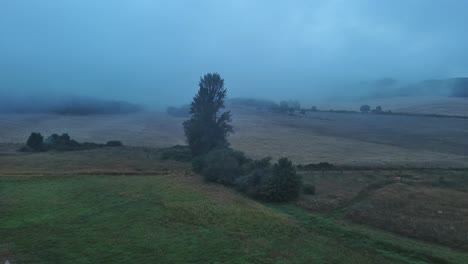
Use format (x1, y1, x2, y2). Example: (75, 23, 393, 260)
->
(26, 133, 44, 151)
(235, 157, 272, 198)
(199, 148, 242, 185)
(259, 158, 302, 202)
(191, 147, 302, 202)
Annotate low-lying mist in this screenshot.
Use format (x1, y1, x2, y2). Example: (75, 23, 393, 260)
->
(0, 95, 143, 115)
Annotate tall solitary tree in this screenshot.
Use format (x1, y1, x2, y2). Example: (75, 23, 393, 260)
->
(183, 73, 233, 156)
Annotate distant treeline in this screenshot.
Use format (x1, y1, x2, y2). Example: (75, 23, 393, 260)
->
(21, 132, 123, 152)
(0, 96, 143, 115)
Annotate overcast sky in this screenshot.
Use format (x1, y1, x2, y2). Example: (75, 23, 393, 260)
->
(1, 0, 468, 107)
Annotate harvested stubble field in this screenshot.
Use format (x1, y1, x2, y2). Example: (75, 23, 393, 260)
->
(0, 105, 467, 167)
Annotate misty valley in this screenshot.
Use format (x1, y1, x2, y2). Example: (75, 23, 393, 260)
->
(1, 1, 468, 264)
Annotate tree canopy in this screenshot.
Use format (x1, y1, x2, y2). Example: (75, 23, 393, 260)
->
(183, 73, 233, 156)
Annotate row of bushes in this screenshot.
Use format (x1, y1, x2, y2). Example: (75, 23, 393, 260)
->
(192, 147, 303, 202)
(22, 132, 123, 152)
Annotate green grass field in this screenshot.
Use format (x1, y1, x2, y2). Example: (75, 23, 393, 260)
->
(2, 174, 467, 263)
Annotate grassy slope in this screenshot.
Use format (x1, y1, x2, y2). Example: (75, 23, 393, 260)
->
(2, 175, 468, 264)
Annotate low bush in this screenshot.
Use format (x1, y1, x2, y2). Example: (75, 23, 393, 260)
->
(191, 147, 302, 202)
(259, 158, 302, 202)
(199, 148, 242, 185)
(235, 157, 272, 198)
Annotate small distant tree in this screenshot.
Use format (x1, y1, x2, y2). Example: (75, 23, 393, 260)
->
(360, 105, 371, 113)
(260, 158, 302, 202)
(183, 73, 233, 156)
(26, 132, 44, 151)
(310, 106, 318, 112)
(372, 105, 383, 114)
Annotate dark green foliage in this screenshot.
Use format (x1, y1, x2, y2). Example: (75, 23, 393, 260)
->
(160, 145, 192, 162)
(183, 73, 233, 156)
(199, 148, 242, 186)
(105, 141, 123, 147)
(235, 157, 272, 198)
(23, 132, 123, 152)
(26, 132, 44, 151)
(303, 184, 316, 195)
(311, 106, 318, 112)
(259, 158, 302, 202)
(193, 148, 302, 202)
(360, 105, 371, 113)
